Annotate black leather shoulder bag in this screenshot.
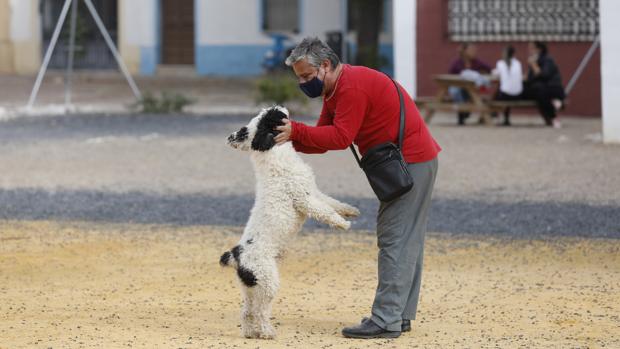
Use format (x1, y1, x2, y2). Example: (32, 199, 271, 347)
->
(349, 78, 414, 202)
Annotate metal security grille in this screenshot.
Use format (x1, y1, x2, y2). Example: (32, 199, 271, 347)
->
(448, 0, 599, 42)
(41, 0, 118, 69)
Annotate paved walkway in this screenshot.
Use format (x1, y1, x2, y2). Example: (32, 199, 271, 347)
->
(0, 72, 323, 118)
(1, 74, 618, 348)
(0, 112, 618, 238)
(1, 221, 618, 348)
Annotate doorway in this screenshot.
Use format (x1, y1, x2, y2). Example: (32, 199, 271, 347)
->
(161, 0, 194, 65)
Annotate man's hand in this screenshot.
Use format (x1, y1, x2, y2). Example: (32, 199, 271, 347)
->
(274, 118, 292, 144)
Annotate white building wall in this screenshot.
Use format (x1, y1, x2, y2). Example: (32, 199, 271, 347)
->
(196, 0, 343, 75)
(7, 0, 40, 74)
(9, 0, 32, 41)
(301, 0, 343, 38)
(197, 0, 343, 46)
(393, 0, 415, 98)
(197, 0, 269, 45)
(119, 0, 157, 75)
(600, 0, 620, 143)
(122, 0, 157, 47)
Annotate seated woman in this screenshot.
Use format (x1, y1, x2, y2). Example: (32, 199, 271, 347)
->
(492, 45, 523, 126)
(448, 43, 491, 125)
(522, 41, 566, 128)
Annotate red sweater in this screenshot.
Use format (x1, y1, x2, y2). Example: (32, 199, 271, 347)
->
(291, 64, 441, 163)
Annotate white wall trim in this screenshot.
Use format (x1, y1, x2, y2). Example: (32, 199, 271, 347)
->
(600, 0, 620, 143)
(122, 0, 157, 46)
(393, 0, 416, 98)
(9, 0, 32, 42)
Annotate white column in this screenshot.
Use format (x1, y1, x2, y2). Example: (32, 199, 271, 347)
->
(8, 0, 41, 74)
(120, 0, 157, 75)
(601, 0, 620, 144)
(393, 0, 416, 98)
(9, 0, 32, 42)
(120, 0, 156, 48)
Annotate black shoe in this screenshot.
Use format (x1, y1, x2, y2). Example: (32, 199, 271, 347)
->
(401, 319, 411, 332)
(457, 112, 470, 125)
(361, 317, 410, 332)
(544, 117, 553, 127)
(342, 318, 401, 339)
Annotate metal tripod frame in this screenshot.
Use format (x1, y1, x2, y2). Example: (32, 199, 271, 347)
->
(27, 0, 142, 109)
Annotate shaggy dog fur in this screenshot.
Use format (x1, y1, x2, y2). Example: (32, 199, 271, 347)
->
(220, 106, 360, 339)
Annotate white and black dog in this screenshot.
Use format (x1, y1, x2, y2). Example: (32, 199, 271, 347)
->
(220, 106, 360, 339)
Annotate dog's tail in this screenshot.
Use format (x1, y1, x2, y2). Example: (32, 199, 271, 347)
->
(219, 251, 234, 267)
(219, 245, 241, 268)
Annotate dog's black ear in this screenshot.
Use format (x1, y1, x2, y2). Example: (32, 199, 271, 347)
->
(251, 131, 275, 151)
(251, 107, 287, 152)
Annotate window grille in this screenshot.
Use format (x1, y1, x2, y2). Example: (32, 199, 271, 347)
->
(448, 0, 599, 42)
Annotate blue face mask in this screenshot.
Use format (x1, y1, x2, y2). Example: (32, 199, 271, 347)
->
(299, 68, 325, 98)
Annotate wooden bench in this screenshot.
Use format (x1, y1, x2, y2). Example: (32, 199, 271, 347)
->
(417, 75, 495, 124)
(487, 100, 538, 109)
(416, 74, 541, 125)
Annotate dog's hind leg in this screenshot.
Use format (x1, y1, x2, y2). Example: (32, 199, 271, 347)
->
(250, 261, 279, 339)
(240, 286, 260, 338)
(297, 195, 351, 230)
(312, 190, 360, 218)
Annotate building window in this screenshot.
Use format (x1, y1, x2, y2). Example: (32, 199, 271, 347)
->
(40, 0, 118, 69)
(262, 0, 299, 33)
(448, 0, 599, 42)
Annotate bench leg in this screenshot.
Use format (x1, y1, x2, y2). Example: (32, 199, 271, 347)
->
(478, 111, 493, 126)
(424, 108, 435, 124)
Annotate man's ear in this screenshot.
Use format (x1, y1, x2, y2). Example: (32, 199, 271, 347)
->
(251, 130, 276, 152)
(322, 59, 332, 73)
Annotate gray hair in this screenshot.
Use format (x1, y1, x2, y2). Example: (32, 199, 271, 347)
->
(285, 37, 340, 68)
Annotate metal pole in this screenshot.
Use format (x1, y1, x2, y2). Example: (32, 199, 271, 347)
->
(82, 0, 142, 100)
(27, 0, 73, 108)
(65, 0, 79, 107)
(565, 36, 600, 95)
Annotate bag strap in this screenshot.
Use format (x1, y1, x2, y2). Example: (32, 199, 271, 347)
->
(349, 76, 405, 166)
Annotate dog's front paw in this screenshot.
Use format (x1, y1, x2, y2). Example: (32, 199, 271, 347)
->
(335, 220, 351, 231)
(341, 205, 360, 218)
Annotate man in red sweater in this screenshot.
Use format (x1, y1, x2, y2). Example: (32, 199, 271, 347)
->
(274, 37, 440, 339)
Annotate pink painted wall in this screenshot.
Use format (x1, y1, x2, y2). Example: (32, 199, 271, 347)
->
(416, 0, 601, 117)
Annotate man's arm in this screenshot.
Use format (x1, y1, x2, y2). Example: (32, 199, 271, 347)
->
(290, 88, 367, 151)
(291, 105, 332, 154)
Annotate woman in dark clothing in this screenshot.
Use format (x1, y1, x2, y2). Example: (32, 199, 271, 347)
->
(523, 41, 566, 128)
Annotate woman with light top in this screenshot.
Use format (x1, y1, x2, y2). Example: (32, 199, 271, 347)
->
(492, 45, 523, 126)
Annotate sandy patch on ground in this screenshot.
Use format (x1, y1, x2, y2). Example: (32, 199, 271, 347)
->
(0, 221, 618, 348)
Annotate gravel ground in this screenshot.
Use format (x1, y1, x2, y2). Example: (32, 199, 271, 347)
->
(0, 221, 618, 348)
(0, 113, 618, 237)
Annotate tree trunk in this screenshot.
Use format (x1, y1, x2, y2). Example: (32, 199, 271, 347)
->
(350, 0, 383, 69)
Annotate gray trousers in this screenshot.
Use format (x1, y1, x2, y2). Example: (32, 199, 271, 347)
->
(370, 157, 438, 331)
